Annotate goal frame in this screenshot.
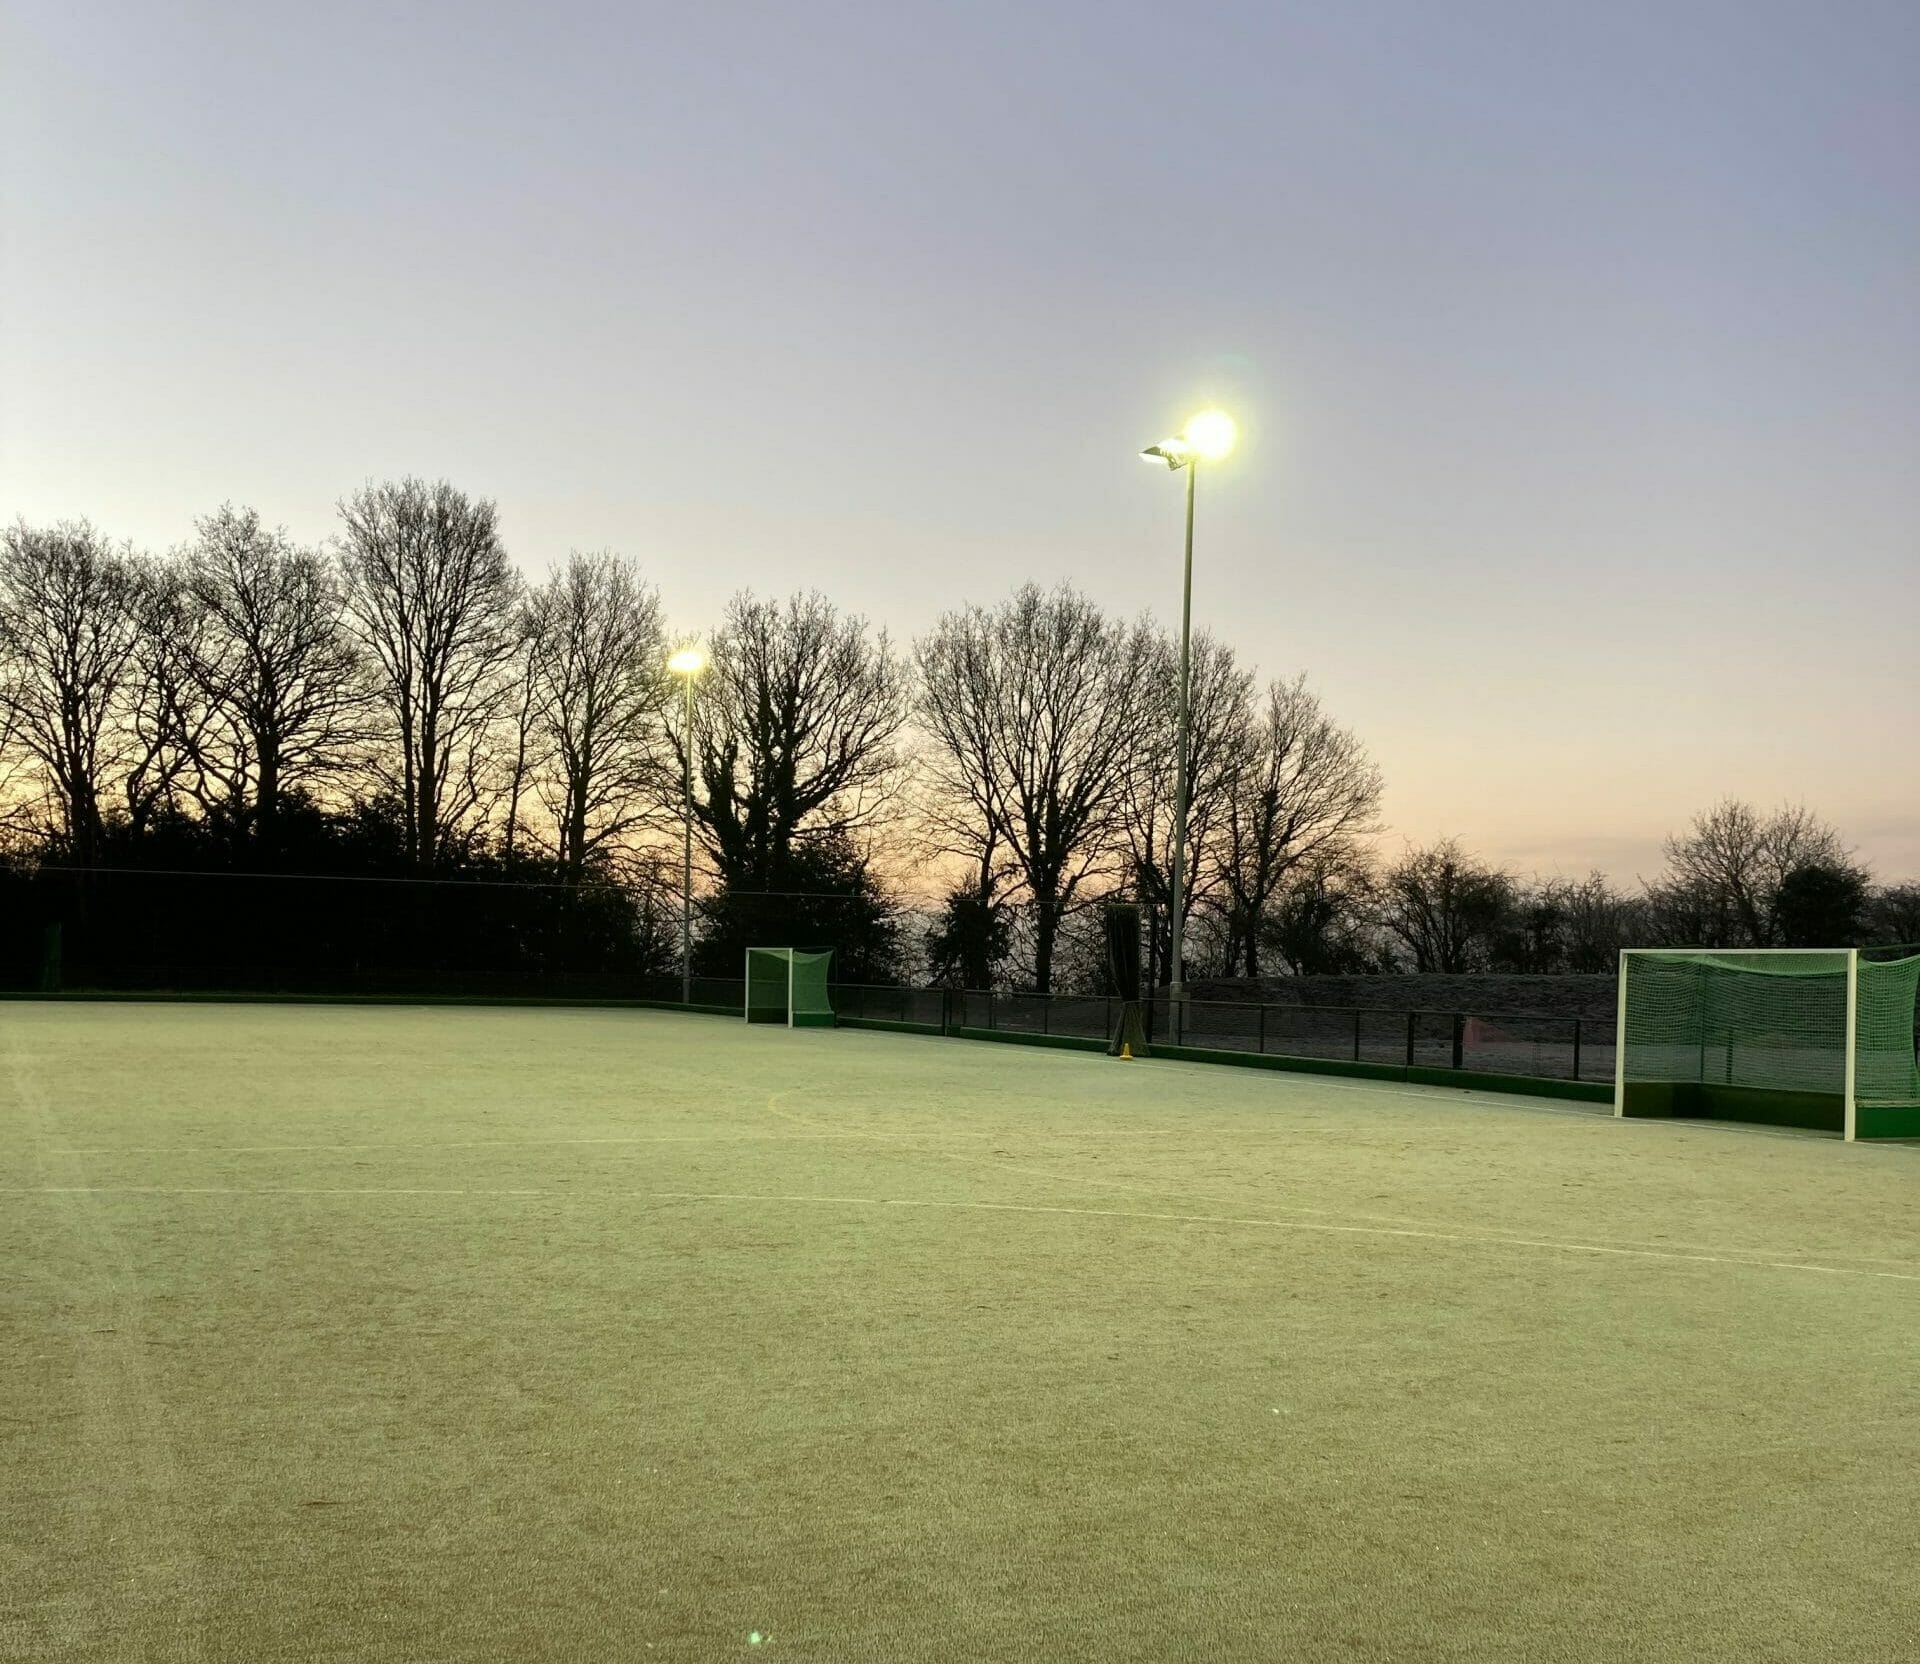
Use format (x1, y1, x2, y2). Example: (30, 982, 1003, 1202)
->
(1615, 947, 1860, 1141)
(742, 946, 836, 1029)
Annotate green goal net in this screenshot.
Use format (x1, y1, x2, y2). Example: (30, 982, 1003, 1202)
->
(1858, 955, 1920, 1112)
(1617, 949, 1920, 1140)
(743, 948, 836, 1029)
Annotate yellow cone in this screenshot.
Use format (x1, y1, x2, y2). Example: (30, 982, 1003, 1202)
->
(1119, 1043, 1133, 1060)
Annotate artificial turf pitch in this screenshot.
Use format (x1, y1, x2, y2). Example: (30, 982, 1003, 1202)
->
(4, 1003, 1918, 1663)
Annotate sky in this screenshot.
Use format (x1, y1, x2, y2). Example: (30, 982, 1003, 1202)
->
(3, 0, 1916, 888)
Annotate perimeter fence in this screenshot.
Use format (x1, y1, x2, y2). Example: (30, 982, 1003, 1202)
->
(12, 867, 1913, 1094)
(762, 981, 1609, 1085)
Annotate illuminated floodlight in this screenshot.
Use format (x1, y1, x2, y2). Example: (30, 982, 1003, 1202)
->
(1141, 410, 1235, 469)
(667, 647, 707, 676)
(1182, 409, 1236, 462)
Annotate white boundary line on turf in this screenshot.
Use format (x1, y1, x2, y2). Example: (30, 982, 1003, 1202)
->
(42, 1132, 988, 1156)
(7, 1182, 549, 1197)
(824, 1025, 1918, 1147)
(10, 1182, 1919, 1283)
(636, 1189, 1920, 1282)
(40, 1127, 1197, 1157)
(757, 1091, 1920, 1263)
(8, 1186, 548, 1197)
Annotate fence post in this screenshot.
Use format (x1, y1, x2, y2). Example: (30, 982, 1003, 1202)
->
(1041, 993, 1050, 1035)
(1352, 1008, 1362, 1062)
(1572, 1018, 1582, 1081)
(1451, 1013, 1465, 1070)
(1257, 1003, 1267, 1054)
(989, 989, 998, 1031)
(1405, 1011, 1417, 1069)
(1105, 996, 1113, 1045)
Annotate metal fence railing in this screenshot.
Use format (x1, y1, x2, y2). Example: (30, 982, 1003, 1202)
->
(831, 984, 1611, 1085)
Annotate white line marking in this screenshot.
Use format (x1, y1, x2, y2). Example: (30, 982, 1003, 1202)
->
(7, 1186, 546, 1197)
(760, 1089, 1900, 1262)
(43, 1128, 1192, 1157)
(636, 1189, 1920, 1283)
(8, 1184, 1916, 1283)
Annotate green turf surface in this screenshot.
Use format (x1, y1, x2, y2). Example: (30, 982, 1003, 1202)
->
(4, 1002, 1918, 1662)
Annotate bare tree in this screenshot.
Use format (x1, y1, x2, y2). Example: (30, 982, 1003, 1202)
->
(689, 590, 907, 887)
(520, 550, 671, 880)
(1217, 673, 1383, 977)
(1118, 631, 1256, 988)
(915, 602, 1015, 953)
(1656, 799, 1859, 948)
(120, 555, 224, 835)
(335, 479, 521, 870)
(1545, 870, 1637, 972)
(1865, 883, 1920, 949)
(177, 505, 372, 844)
(0, 674, 29, 845)
(1265, 849, 1381, 975)
(499, 615, 543, 864)
(1376, 838, 1515, 972)
(915, 583, 1157, 992)
(0, 519, 144, 864)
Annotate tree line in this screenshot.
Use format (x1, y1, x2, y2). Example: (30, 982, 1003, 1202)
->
(2, 481, 1912, 994)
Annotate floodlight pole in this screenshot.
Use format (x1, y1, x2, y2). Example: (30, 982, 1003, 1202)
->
(1169, 457, 1197, 1012)
(680, 670, 696, 1006)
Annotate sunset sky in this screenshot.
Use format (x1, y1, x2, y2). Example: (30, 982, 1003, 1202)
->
(4, 0, 1915, 889)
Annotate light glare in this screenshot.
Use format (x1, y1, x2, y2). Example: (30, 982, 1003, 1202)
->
(1183, 410, 1237, 462)
(668, 647, 707, 675)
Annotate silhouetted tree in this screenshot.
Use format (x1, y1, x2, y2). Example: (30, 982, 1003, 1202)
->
(1377, 838, 1515, 972)
(924, 885, 1014, 988)
(688, 590, 907, 893)
(1775, 862, 1869, 947)
(1217, 673, 1383, 977)
(1119, 631, 1255, 989)
(1654, 799, 1861, 948)
(120, 555, 220, 836)
(695, 830, 900, 983)
(520, 551, 671, 881)
(178, 504, 371, 848)
(1542, 871, 1637, 972)
(0, 519, 144, 865)
(913, 596, 1016, 974)
(916, 584, 1155, 992)
(1864, 883, 1920, 950)
(1489, 884, 1568, 973)
(336, 479, 521, 871)
(1264, 852, 1381, 974)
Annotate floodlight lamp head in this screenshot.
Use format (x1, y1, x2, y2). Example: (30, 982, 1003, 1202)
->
(1141, 438, 1193, 470)
(1182, 409, 1236, 462)
(667, 647, 707, 676)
